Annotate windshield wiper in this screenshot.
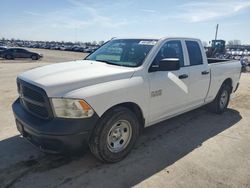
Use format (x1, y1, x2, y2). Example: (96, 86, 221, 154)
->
(95, 59, 121, 66)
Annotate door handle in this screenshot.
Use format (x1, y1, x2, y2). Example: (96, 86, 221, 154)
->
(201, 71, 210, 75)
(179, 74, 188, 79)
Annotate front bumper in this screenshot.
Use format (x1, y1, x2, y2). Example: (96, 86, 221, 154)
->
(12, 99, 99, 153)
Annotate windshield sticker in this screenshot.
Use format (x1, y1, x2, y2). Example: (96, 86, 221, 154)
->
(139, 41, 157, 45)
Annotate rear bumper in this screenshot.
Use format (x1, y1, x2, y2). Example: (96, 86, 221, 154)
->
(12, 99, 99, 153)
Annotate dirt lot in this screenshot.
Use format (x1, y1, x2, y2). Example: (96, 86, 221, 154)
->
(0, 49, 249, 188)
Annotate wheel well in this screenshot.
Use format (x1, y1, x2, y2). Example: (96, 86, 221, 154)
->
(104, 102, 145, 129)
(223, 78, 233, 93)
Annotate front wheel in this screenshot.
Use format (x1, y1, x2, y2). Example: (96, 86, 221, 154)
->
(5, 54, 13, 60)
(31, 55, 38, 60)
(89, 107, 140, 163)
(208, 84, 231, 114)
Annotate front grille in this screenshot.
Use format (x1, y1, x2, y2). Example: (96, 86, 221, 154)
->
(17, 79, 51, 119)
(22, 100, 49, 118)
(22, 86, 45, 103)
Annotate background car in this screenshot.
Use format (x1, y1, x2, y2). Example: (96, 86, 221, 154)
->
(231, 50, 236, 56)
(2, 48, 43, 60)
(0, 46, 8, 57)
(243, 50, 249, 56)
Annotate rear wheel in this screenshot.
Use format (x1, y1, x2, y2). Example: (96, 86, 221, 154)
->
(89, 107, 139, 163)
(208, 84, 231, 114)
(5, 54, 13, 60)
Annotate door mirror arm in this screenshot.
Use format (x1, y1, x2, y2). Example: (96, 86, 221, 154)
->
(148, 65, 159, 72)
(149, 58, 180, 72)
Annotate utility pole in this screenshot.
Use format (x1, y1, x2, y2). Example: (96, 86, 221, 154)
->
(215, 24, 219, 41)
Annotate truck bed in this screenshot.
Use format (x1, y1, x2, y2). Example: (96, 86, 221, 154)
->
(205, 58, 241, 104)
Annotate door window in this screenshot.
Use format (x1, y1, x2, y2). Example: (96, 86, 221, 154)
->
(185, 41, 203, 66)
(16, 49, 27, 53)
(152, 40, 184, 67)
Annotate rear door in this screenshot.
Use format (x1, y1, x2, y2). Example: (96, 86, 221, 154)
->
(148, 40, 190, 123)
(184, 40, 210, 106)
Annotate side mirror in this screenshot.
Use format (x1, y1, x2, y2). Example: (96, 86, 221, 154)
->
(149, 58, 180, 72)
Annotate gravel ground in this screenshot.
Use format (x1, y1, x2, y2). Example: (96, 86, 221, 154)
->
(0, 49, 249, 188)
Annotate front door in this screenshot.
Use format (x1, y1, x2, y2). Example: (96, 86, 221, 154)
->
(148, 40, 190, 124)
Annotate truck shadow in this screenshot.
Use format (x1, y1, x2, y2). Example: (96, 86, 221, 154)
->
(0, 107, 242, 188)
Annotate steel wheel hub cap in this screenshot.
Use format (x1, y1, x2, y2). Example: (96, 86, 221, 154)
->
(220, 90, 228, 109)
(107, 120, 132, 153)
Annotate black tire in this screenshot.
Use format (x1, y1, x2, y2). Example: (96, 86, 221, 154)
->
(208, 83, 231, 114)
(5, 54, 13, 60)
(89, 107, 140, 163)
(31, 55, 38, 60)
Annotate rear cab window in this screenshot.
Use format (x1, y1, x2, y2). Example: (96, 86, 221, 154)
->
(185, 41, 203, 66)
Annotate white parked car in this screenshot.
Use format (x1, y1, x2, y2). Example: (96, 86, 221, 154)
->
(226, 49, 231, 55)
(243, 50, 250, 56)
(12, 37, 241, 162)
(231, 50, 236, 56)
(235, 49, 243, 56)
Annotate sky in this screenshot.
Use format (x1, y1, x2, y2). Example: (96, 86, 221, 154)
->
(0, 0, 250, 44)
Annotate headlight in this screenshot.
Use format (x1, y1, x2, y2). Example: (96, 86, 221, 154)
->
(51, 98, 94, 118)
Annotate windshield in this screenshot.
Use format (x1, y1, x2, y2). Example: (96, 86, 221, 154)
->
(85, 39, 158, 67)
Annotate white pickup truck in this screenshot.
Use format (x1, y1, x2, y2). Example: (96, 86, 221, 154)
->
(13, 37, 241, 162)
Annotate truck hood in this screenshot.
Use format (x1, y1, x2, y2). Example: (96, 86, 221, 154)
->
(18, 60, 135, 97)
